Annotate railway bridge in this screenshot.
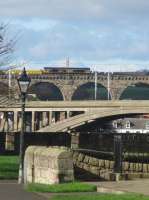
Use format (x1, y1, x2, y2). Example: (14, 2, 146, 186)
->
(1, 69, 149, 101)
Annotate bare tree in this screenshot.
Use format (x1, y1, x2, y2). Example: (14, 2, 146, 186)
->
(0, 23, 16, 66)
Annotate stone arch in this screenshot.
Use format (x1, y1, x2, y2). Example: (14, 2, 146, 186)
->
(28, 82, 64, 101)
(120, 82, 149, 100)
(72, 82, 111, 100)
(0, 82, 9, 95)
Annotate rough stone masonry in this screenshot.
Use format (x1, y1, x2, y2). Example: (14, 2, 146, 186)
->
(24, 146, 74, 184)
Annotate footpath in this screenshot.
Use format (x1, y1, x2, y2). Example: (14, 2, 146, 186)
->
(0, 180, 47, 200)
(1, 179, 149, 200)
(91, 179, 149, 196)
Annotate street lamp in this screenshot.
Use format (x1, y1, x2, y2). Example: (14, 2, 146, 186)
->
(17, 67, 31, 184)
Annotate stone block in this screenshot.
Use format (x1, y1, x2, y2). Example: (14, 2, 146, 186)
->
(123, 162, 129, 171)
(24, 146, 74, 185)
(90, 166, 99, 175)
(129, 163, 134, 172)
(83, 155, 90, 163)
(91, 158, 99, 166)
(138, 163, 143, 172)
(143, 164, 148, 173)
(78, 153, 84, 162)
(101, 160, 105, 168)
(98, 160, 104, 168)
(109, 161, 114, 169)
(105, 160, 110, 169)
(73, 152, 79, 161)
(83, 163, 90, 171)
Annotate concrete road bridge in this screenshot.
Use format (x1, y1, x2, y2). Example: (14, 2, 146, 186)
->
(1, 100, 149, 132)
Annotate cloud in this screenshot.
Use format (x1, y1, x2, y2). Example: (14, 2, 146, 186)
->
(1, 1, 149, 71)
(11, 18, 58, 31)
(23, 21, 149, 63)
(0, 0, 149, 22)
(8, 18, 149, 69)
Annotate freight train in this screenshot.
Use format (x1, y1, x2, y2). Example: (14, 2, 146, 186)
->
(0, 67, 91, 75)
(0, 67, 149, 76)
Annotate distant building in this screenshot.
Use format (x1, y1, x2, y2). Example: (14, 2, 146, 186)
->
(111, 117, 149, 133)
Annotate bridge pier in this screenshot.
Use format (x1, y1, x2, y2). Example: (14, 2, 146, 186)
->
(35, 112, 43, 130)
(0, 112, 4, 131)
(14, 111, 18, 131)
(32, 111, 35, 131)
(48, 111, 52, 125)
(42, 112, 48, 127)
(0, 112, 14, 132)
(0, 110, 73, 132)
(71, 132, 80, 149)
(3, 113, 8, 132)
(67, 111, 70, 118)
(59, 111, 66, 121)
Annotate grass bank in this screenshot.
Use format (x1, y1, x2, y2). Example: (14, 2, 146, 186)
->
(0, 156, 19, 179)
(26, 182, 97, 193)
(51, 194, 149, 200)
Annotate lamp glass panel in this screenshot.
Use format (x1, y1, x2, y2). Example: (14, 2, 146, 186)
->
(19, 81, 30, 93)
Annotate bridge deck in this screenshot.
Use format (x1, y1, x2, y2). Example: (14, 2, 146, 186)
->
(1, 100, 149, 108)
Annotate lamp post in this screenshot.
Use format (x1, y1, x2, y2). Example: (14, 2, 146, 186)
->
(17, 68, 31, 184)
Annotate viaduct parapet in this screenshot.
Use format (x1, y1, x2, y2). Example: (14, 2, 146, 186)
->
(1, 68, 149, 101)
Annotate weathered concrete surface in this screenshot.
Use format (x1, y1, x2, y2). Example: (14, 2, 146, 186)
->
(1, 100, 149, 132)
(35, 101, 149, 132)
(98, 179, 149, 196)
(24, 146, 74, 185)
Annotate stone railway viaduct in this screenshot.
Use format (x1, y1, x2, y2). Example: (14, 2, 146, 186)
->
(1, 71, 149, 100)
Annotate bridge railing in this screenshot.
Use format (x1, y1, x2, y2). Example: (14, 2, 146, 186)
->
(78, 132, 149, 174)
(0, 132, 71, 155)
(1, 131, 149, 175)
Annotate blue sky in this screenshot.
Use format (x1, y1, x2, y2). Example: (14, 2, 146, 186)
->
(1, 0, 149, 71)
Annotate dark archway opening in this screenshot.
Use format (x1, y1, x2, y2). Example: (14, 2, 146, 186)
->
(120, 83, 149, 100)
(72, 82, 111, 100)
(28, 82, 63, 101)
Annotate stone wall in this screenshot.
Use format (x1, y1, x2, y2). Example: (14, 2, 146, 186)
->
(24, 146, 74, 184)
(73, 152, 149, 180)
(73, 151, 114, 180)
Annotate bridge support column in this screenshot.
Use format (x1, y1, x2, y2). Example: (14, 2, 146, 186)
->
(51, 111, 56, 123)
(18, 113, 21, 131)
(67, 111, 70, 119)
(71, 132, 80, 149)
(13, 111, 18, 131)
(38, 112, 43, 129)
(0, 112, 4, 131)
(4, 112, 8, 132)
(59, 111, 66, 121)
(32, 111, 35, 132)
(42, 112, 48, 127)
(48, 111, 52, 125)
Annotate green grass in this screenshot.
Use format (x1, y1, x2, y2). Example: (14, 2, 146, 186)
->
(26, 182, 97, 193)
(51, 194, 149, 200)
(0, 156, 19, 179)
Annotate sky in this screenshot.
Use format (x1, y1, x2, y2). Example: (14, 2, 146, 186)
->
(1, 0, 149, 71)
